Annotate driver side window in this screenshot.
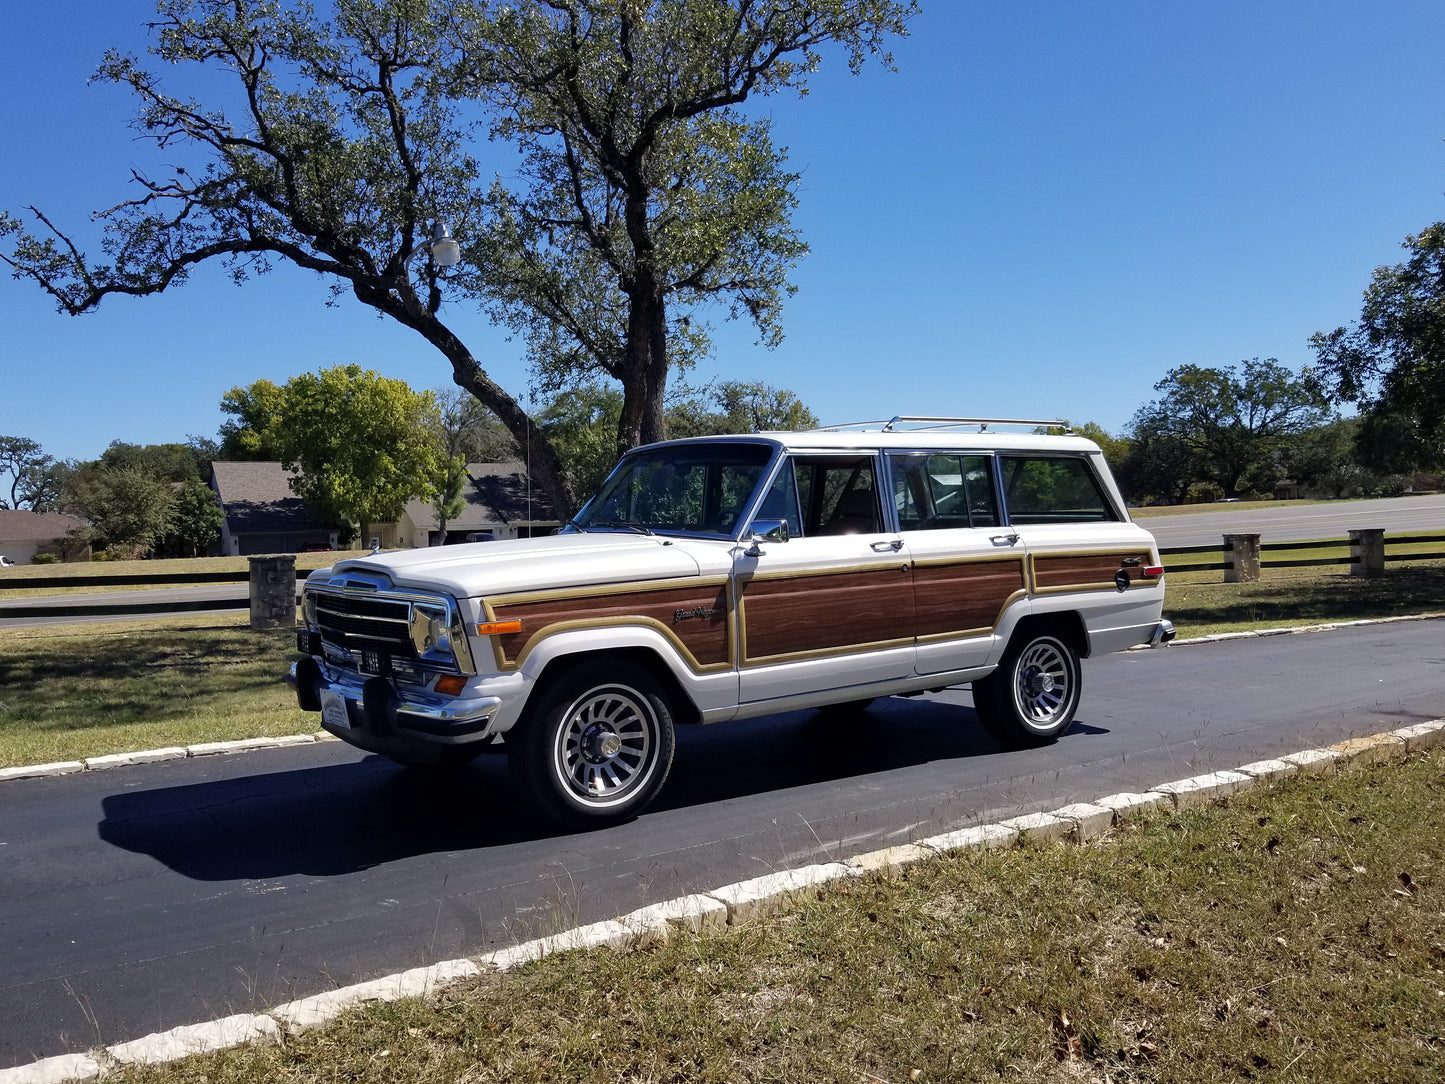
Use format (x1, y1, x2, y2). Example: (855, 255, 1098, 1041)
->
(756, 456, 881, 537)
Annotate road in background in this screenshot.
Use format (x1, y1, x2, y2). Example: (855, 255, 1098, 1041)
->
(2, 621, 1441, 1068)
(1138, 493, 1445, 549)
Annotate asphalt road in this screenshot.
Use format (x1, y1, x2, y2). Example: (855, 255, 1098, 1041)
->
(1138, 492, 1445, 548)
(3, 621, 1442, 1068)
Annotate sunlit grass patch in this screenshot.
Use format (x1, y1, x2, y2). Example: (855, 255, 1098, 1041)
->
(0, 614, 312, 766)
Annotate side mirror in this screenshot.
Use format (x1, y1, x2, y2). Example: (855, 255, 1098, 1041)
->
(744, 519, 790, 557)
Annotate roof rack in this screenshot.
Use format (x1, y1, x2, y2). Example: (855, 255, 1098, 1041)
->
(808, 416, 1073, 434)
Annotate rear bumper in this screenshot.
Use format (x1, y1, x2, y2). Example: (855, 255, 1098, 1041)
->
(1150, 619, 1177, 646)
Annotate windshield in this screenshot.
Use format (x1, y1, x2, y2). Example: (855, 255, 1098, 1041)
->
(573, 441, 775, 537)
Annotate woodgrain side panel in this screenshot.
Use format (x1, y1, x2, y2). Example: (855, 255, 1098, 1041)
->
(491, 584, 730, 669)
(1032, 550, 1159, 592)
(740, 566, 913, 662)
(913, 559, 1027, 638)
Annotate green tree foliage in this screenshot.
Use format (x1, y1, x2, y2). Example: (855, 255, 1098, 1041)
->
(98, 440, 212, 483)
(459, 1, 913, 456)
(539, 380, 819, 500)
(0, 435, 54, 510)
(1128, 359, 1330, 499)
(159, 478, 225, 557)
(1311, 222, 1445, 472)
(427, 385, 516, 542)
(64, 467, 176, 558)
(537, 383, 629, 501)
(1279, 417, 1365, 498)
(219, 380, 288, 461)
(16, 460, 73, 513)
(1, 0, 915, 516)
(273, 364, 440, 537)
(1116, 424, 1198, 505)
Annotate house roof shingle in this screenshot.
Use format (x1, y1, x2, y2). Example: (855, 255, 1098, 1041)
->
(210, 461, 327, 533)
(0, 509, 86, 541)
(469, 461, 558, 524)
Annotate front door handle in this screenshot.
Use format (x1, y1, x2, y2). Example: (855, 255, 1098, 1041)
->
(990, 532, 1020, 547)
(871, 539, 904, 552)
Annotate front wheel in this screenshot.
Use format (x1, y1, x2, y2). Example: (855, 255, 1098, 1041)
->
(972, 632, 1082, 747)
(509, 658, 676, 826)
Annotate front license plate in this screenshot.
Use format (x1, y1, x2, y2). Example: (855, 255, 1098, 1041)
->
(320, 689, 351, 731)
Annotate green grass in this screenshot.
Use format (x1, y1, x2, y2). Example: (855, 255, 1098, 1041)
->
(1163, 564, 1445, 638)
(0, 614, 314, 767)
(107, 751, 1445, 1084)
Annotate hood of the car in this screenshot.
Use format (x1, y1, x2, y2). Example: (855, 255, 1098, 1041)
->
(310, 532, 708, 598)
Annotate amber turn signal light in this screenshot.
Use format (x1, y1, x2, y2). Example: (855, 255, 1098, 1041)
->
(477, 620, 523, 636)
(433, 674, 468, 697)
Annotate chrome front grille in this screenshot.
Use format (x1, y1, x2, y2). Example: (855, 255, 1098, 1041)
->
(304, 582, 477, 676)
(313, 593, 417, 659)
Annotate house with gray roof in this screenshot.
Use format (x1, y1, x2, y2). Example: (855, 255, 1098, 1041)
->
(0, 509, 88, 564)
(209, 461, 337, 555)
(399, 461, 560, 547)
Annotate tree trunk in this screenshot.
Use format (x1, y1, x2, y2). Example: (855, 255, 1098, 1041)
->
(615, 283, 669, 458)
(359, 283, 580, 519)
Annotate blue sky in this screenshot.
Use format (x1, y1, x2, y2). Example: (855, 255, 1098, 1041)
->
(3, 1, 1444, 465)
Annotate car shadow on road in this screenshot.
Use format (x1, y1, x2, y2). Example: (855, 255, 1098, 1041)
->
(96, 695, 1110, 881)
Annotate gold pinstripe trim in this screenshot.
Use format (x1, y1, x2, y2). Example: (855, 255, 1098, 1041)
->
(738, 557, 911, 582)
(485, 575, 728, 607)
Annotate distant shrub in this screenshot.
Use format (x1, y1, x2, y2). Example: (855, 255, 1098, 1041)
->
(29, 553, 60, 564)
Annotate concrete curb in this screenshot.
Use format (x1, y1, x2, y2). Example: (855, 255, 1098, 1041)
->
(4, 715, 1443, 1082)
(0, 733, 336, 783)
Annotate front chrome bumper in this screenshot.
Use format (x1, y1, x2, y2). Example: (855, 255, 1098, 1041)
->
(289, 660, 502, 743)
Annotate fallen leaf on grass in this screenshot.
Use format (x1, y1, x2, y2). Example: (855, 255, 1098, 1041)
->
(1054, 1008, 1083, 1061)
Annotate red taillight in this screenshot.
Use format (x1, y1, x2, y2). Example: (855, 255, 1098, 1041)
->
(1143, 565, 1165, 577)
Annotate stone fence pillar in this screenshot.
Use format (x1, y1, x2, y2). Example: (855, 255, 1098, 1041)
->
(1223, 533, 1261, 583)
(249, 554, 297, 630)
(1349, 528, 1386, 577)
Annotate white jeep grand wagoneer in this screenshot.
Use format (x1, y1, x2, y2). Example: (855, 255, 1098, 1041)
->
(293, 417, 1173, 824)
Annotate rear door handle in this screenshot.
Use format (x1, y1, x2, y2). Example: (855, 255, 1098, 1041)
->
(871, 539, 904, 552)
(990, 533, 1020, 546)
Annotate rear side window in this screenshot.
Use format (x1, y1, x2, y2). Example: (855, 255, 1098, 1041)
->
(1000, 456, 1119, 524)
(889, 453, 999, 530)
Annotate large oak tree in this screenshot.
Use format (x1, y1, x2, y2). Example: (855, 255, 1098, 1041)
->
(1, 0, 915, 514)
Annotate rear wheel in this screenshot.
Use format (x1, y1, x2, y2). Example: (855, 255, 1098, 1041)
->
(972, 632, 1081, 747)
(509, 658, 676, 826)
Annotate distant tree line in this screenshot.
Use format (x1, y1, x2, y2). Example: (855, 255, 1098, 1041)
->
(2, 368, 816, 558)
(2, 437, 223, 559)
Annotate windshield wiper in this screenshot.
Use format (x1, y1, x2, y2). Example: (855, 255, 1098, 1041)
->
(563, 517, 589, 533)
(600, 519, 654, 536)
